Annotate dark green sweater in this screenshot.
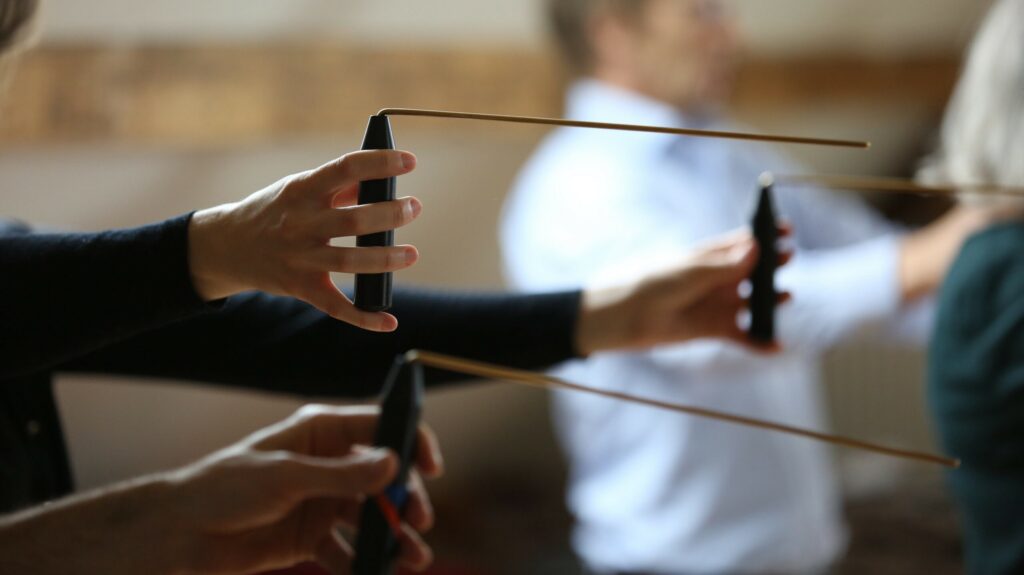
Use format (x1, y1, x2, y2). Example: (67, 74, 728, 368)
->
(929, 222, 1024, 575)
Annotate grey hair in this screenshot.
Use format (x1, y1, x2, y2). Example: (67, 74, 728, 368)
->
(918, 0, 1024, 198)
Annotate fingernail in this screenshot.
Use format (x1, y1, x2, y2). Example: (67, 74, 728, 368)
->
(404, 246, 418, 265)
(404, 197, 422, 219)
(361, 447, 392, 465)
(400, 152, 416, 170)
(432, 443, 445, 475)
(735, 239, 756, 260)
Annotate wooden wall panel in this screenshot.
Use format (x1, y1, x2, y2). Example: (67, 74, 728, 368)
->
(0, 45, 959, 147)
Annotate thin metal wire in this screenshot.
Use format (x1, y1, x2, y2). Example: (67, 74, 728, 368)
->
(406, 349, 959, 468)
(378, 108, 870, 149)
(777, 173, 1024, 198)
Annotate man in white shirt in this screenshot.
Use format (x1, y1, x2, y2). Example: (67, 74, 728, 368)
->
(500, 1, 989, 573)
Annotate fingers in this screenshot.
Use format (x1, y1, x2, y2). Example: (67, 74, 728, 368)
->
(414, 425, 445, 479)
(404, 471, 434, 532)
(777, 220, 793, 238)
(302, 276, 399, 332)
(777, 248, 794, 268)
(695, 228, 753, 256)
(397, 524, 434, 572)
(318, 196, 422, 239)
(263, 449, 398, 502)
(315, 515, 434, 574)
(312, 150, 417, 196)
(291, 405, 443, 479)
(253, 405, 444, 481)
(728, 291, 792, 354)
(315, 531, 354, 575)
(689, 238, 759, 288)
(310, 245, 419, 274)
(195, 497, 348, 574)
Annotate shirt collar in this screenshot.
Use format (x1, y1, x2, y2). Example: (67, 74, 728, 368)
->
(567, 79, 711, 127)
(564, 79, 717, 154)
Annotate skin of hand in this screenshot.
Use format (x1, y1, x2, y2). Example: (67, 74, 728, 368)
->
(188, 150, 422, 332)
(898, 203, 1021, 301)
(0, 405, 444, 575)
(575, 226, 793, 355)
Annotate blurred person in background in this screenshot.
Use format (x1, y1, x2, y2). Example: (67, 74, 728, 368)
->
(501, 1, 1001, 573)
(925, 0, 1024, 573)
(0, 0, 790, 572)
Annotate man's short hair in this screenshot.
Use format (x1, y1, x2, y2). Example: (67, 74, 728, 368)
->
(547, 0, 649, 74)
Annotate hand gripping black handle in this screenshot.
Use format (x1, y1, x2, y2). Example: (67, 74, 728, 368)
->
(354, 114, 397, 312)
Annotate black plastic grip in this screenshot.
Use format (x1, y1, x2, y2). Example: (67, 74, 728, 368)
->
(354, 115, 397, 312)
(352, 356, 424, 575)
(749, 176, 778, 343)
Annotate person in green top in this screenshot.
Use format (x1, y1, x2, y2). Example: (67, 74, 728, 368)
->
(924, 0, 1024, 573)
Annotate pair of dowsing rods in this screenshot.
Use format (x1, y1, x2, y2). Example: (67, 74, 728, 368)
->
(382, 108, 1022, 197)
(407, 350, 960, 469)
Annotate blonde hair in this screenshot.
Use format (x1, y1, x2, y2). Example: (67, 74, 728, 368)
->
(918, 0, 1024, 195)
(547, 0, 648, 75)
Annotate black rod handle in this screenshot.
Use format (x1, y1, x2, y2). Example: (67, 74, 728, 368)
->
(354, 114, 396, 311)
(749, 173, 778, 343)
(352, 355, 424, 575)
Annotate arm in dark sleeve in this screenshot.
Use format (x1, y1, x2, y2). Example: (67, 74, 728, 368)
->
(63, 288, 582, 399)
(0, 214, 214, 379)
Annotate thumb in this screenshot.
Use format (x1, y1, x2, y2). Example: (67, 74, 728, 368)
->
(281, 448, 398, 500)
(701, 238, 758, 283)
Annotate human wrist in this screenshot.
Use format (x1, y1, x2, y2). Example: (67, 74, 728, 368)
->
(576, 284, 636, 355)
(188, 204, 242, 301)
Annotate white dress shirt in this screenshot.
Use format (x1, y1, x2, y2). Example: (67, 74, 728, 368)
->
(500, 80, 910, 574)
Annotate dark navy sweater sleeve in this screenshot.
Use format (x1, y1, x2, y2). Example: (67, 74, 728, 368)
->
(64, 288, 582, 398)
(0, 215, 581, 396)
(0, 214, 214, 379)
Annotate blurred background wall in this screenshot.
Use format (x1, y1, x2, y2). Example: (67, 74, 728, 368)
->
(0, 1, 993, 572)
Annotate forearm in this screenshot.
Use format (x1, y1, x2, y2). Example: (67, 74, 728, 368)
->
(0, 475, 181, 575)
(64, 288, 582, 398)
(0, 214, 214, 379)
(899, 206, 995, 302)
(775, 236, 904, 351)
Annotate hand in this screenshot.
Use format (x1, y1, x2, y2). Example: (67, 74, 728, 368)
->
(0, 405, 443, 575)
(898, 203, 1017, 301)
(575, 227, 792, 355)
(188, 150, 422, 332)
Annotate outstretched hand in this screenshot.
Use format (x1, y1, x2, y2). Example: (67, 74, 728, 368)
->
(0, 405, 443, 575)
(575, 226, 792, 355)
(188, 150, 422, 332)
(166, 404, 442, 574)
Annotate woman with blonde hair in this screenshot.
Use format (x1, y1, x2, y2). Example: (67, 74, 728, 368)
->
(925, 0, 1024, 572)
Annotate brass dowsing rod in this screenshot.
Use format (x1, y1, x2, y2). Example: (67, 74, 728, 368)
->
(777, 173, 1024, 198)
(378, 108, 870, 149)
(405, 349, 960, 469)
